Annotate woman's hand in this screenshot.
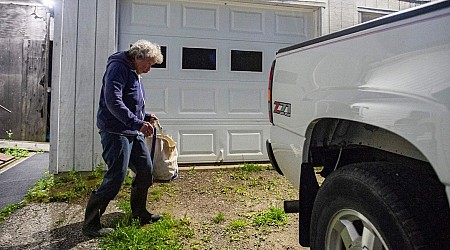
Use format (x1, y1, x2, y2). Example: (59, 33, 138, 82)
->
(150, 114, 158, 122)
(140, 121, 154, 137)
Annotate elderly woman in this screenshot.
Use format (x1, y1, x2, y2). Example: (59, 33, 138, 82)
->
(83, 40, 164, 237)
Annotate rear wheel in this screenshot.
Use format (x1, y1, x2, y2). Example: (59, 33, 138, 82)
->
(310, 162, 450, 249)
(325, 208, 387, 249)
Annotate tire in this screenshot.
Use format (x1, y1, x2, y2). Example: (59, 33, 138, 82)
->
(310, 162, 450, 250)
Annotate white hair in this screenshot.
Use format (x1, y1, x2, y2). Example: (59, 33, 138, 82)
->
(127, 40, 163, 65)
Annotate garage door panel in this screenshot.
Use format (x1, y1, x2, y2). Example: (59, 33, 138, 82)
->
(144, 80, 266, 119)
(275, 12, 308, 36)
(182, 5, 219, 31)
(228, 130, 263, 155)
(179, 131, 216, 155)
(146, 87, 168, 114)
(130, 2, 169, 28)
(180, 89, 216, 113)
(230, 9, 264, 34)
(229, 89, 264, 114)
(162, 124, 269, 162)
(120, 0, 313, 44)
(120, 0, 316, 163)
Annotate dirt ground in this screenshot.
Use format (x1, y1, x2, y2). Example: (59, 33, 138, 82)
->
(0, 167, 310, 250)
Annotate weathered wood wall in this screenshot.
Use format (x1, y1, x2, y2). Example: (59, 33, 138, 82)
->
(0, 3, 49, 141)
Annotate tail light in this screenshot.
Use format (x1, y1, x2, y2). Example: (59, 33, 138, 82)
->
(268, 60, 276, 124)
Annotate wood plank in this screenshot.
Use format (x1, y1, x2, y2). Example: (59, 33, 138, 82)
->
(0, 152, 15, 168)
(0, 3, 48, 142)
(0, 152, 14, 162)
(49, 1, 62, 173)
(21, 40, 47, 141)
(93, 0, 118, 170)
(74, 0, 97, 171)
(11, 38, 22, 134)
(341, 1, 356, 28)
(0, 4, 47, 40)
(0, 39, 12, 139)
(20, 40, 31, 140)
(50, 0, 79, 173)
(328, 0, 343, 32)
(0, 39, 23, 141)
(377, 0, 390, 10)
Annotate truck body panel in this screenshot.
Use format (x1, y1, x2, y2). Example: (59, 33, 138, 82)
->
(268, 0, 450, 247)
(271, 1, 450, 187)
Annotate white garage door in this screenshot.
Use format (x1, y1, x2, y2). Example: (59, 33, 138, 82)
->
(119, 0, 317, 164)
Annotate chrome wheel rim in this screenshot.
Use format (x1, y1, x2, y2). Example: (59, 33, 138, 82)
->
(325, 209, 389, 250)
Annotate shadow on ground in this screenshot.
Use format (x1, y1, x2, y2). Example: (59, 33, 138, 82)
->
(1, 212, 123, 250)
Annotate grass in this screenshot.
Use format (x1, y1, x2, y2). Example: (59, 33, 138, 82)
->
(228, 219, 248, 232)
(213, 212, 225, 224)
(99, 214, 194, 250)
(252, 206, 288, 227)
(0, 162, 295, 249)
(0, 130, 29, 158)
(0, 165, 106, 223)
(0, 164, 193, 248)
(148, 183, 171, 202)
(25, 166, 105, 203)
(0, 203, 25, 223)
(0, 146, 29, 158)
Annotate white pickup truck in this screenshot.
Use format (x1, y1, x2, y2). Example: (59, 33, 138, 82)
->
(266, 0, 450, 249)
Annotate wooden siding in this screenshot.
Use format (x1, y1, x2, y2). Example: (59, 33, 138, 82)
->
(325, 0, 432, 34)
(50, 0, 117, 173)
(0, 3, 48, 142)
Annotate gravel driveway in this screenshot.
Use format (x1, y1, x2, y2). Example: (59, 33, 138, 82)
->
(0, 168, 310, 250)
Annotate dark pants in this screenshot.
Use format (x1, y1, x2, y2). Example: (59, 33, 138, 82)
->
(95, 131, 153, 201)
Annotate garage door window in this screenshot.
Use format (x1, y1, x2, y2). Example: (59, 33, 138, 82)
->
(152, 46, 167, 69)
(231, 50, 262, 72)
(182, 47, 216, 70)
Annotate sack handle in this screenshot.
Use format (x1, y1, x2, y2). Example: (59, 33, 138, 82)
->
(150, 124, 157, 163)
(155, 120, 164, 135)
(150, 120, 163, 163)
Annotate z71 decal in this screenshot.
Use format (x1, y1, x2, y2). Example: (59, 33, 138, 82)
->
(273, 101, 291, 117)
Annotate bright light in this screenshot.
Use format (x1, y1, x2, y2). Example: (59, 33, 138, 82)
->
(42, 0, 54, 9)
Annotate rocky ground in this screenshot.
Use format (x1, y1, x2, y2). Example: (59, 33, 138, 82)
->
(0, 167, 310, 250)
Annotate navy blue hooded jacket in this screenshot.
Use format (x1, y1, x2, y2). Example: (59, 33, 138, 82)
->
(97, 51, 152, 135)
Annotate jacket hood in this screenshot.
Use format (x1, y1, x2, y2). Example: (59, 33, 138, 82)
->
(106, 51, 135, 70)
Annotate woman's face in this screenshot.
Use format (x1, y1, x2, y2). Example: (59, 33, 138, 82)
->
(134, 57, 154, 75)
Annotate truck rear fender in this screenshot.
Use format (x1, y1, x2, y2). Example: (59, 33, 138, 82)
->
(296, 118, 445, 246)
(305, 118, 437, 179)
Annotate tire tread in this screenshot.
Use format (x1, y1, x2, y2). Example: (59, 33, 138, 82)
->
(310, 162, 450, 249)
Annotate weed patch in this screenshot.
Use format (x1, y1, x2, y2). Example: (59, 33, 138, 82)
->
(1, 162, 303, 249)
(0, 203, 24, 223)
(213, 212, 225, 224)
(0, 146, 29, 158)
(0, 130, 29, 158)
(252, 207, 288, 227)
(99, 215, 194, 250)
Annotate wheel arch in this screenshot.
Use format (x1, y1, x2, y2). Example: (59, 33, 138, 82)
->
(304, 118, 437, 178)
(297, 118, 448, 246)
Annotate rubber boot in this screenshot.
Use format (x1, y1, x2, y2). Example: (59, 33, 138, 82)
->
(82, 191, 114, 237)
(130, 187, 163, 225)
